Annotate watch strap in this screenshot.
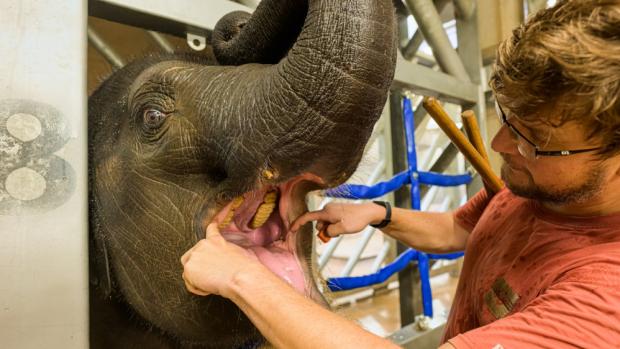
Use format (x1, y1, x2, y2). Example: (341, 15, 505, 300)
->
(369, 201, 391, 228)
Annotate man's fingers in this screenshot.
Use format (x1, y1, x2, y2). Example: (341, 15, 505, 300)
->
(180, 245, 196, 265)
(291, 210, 331, 232)
(182, 272, 210, 296)
(205, 223, 223, 240)
(326, 222, 343, 237)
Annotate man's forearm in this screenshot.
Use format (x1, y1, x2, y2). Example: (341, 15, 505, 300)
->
(379, 208, 468, 253)
(228, 265, 399, 349)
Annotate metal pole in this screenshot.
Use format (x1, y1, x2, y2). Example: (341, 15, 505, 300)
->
(405, 0, 471, 82)
(402, 0, 451, 61)
(402, 31, 425, 61)
(87, 26, 125, 69)
(147, 30, 174, 53)
(339, 226, 378, 277)
(453, 0, 475, 19)
(371, 241, 391, 273)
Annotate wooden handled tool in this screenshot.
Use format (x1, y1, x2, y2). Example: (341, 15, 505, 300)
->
(422, 97, 504, 194)
(461, 110, 490, 162)
(461, 110, 497, 195)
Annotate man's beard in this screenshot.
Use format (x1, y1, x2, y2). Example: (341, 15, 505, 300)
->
(501, 160, 606, 205)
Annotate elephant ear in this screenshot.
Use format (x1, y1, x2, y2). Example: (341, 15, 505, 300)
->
(212, 1, 308, 65)
(89, 227, 114, 298)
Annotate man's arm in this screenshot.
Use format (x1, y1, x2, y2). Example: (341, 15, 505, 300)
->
(229, 264, 400, 349)
(381, 208, 469, 253)
(291, 202, 470, 253)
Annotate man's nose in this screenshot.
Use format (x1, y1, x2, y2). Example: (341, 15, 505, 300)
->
(491, 124, 519, 155)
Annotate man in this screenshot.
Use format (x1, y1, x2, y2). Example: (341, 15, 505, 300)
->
(181, 1, 620, 347)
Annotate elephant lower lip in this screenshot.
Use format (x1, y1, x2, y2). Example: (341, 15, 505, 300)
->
(211, 173, 323, 294)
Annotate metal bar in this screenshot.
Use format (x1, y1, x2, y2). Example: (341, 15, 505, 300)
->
(1, 1, 88, 347)
(388, 313, 447, 348)
(419, 133, 441, 170)
(88, 26, 125, 69)
(402, 0, 451, 61)
(453, 0, 475, 19)
(371, 241, 392, 273)
(421, 186, 440, 211)
(395, 0, 413, 48)
(439, 195, 452, 211)
(339, 226, 377, 277)
(393, 55, 479, 105)
(405, 0, 471, 82)
(147, 30, 174, 53)
(89, 0, 250, 38)
(318, 235, 344, 271)
(413, 97, 429, 131)
(402, 30, 425, 61)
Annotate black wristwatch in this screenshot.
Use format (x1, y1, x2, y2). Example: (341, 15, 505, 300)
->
(370, 201, 391, 228)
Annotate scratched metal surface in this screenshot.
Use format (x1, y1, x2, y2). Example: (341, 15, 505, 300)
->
(0, 1, 88, 347)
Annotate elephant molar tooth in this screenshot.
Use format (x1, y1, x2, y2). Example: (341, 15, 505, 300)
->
(218, 196, 245, 229)
(250, 191, 278, 229)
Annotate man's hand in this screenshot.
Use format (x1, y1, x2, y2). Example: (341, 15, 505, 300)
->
(290, 202, 385, 237)
(181, 223, 263, 298)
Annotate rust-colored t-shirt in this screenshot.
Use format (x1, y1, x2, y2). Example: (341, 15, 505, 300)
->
(444, 188, 620, 349)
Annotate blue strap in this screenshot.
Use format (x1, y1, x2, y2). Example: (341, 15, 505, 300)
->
(325, 171, 472, 199)
(418, 171, 472, 187)
(325, 171, 409, 199)
(327, 249, 464, 293)
(327, 249, 418, 291)
(417, 252, 433, 318)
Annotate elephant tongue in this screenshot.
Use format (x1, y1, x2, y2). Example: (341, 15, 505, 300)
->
(249, 239, 306, 294)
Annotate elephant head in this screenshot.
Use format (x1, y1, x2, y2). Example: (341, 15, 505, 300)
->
(88, 0, 396, 347)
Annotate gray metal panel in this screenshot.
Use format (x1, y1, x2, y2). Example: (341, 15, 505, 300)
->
(405, 0, 471, 82)
(89, 0, 251, 37)
(393, 55, 479, 104)
(0, 1, 88, 348)
(388, 317, 447, 349)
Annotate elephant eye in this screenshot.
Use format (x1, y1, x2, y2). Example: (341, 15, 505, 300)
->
(143, 109, 168, 129)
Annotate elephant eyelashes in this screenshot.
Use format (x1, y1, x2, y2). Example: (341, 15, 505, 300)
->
(143, 109, 168, 129)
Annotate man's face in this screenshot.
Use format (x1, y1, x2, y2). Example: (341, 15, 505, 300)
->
(490, 107, 611, 205)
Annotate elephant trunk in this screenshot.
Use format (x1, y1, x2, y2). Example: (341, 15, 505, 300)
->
(207, 0, 397, 187)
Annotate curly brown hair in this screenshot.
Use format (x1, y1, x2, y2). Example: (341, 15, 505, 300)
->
(490, 0, 620, 157)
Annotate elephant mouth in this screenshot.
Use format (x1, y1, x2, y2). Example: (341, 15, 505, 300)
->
(211, 173, 323, 295)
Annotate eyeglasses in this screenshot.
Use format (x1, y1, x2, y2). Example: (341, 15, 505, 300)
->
(494, 101, 602, 160)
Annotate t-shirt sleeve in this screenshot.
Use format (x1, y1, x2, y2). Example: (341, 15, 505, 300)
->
(447, 264, 620, 349)
(453, 188, 492, 232)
